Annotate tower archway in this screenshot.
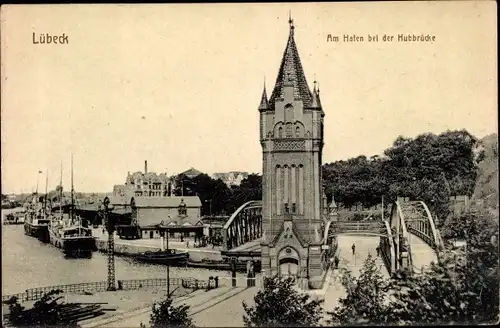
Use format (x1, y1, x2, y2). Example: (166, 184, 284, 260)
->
(277, 246, 300, 280)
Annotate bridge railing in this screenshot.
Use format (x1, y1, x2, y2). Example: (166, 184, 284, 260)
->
(328, 221, 386, 235)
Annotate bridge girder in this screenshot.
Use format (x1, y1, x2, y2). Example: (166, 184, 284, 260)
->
(223, 201, 262, 251)
(221, 199, 441, 276)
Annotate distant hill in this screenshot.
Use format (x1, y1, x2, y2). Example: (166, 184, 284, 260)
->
(473, 133, 498, 209)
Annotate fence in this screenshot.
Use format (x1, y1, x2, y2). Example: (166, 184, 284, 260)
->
(2, 277, 217, 303)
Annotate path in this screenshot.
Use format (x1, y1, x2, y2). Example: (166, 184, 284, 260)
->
(408, 232, 438, 273)
(87, 286, 258, 328)
(318, 235, 388, 324)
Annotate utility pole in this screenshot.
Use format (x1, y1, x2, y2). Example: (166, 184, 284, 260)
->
(104, 196, 116, 291)
(166, 226, 170, 296)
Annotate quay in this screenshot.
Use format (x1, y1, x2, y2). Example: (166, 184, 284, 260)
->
(92, 229, 223, 262)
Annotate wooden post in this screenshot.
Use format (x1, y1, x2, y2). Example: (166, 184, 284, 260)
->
(231, 257, 237, 287)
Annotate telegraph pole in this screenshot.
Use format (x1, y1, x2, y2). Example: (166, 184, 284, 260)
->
(166, 226, 170, 296)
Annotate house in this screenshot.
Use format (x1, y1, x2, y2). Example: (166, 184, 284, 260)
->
(212, 171, 249, 187)
(113, 161, 173, 198)
(110, 194, 203, 239)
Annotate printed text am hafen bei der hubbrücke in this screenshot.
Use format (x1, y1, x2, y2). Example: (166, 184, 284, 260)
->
(326, 34, 436, 43)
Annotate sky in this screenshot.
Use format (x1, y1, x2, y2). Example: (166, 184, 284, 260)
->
(1, 2, 497, 193)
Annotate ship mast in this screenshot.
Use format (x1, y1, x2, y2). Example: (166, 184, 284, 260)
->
(71, 154, 74, 224)
(59, 161, 63, 219)
(44, 170, 49, 218)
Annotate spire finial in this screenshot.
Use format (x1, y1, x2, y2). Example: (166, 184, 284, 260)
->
(288, 10, 294, 32)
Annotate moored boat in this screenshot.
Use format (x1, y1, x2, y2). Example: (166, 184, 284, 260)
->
(49, 219, 96, 258)
(3, 212, 25, 225)
(134, 249, 189, 266)
(48, 155, 96, 258)
(186, 258, 262, 272)
(24, 194, 51, 243)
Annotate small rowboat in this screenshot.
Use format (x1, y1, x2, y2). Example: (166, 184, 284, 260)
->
(134, 249, 189, 266)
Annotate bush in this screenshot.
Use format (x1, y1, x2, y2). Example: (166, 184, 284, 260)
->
(150, 297, 193, 328)
(242, 275, 323, 327)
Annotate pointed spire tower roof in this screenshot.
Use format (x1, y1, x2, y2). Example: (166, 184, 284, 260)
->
(258, 79, 270, 111)
(269, 15, 313, 109)
(311, 79, 321, 109)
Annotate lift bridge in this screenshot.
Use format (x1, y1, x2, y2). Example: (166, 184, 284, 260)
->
(221, 198, 444, 275)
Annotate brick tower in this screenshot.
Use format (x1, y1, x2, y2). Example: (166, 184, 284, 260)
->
(259, 17, 326, 289)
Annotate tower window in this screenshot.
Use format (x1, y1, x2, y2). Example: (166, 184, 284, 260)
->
(292, 203, 296, 213)
(284, 203, 289, 213)
(286, 124, 293, 138)
(295, 126, 300, 137)
(278, 127, 283, 138)
(284, 104, 294, 122)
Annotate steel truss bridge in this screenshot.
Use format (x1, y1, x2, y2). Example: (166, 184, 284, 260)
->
(221, 199, 444, 275)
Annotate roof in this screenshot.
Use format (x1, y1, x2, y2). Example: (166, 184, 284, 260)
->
(109, 195, 130, 206)
(133, 196, 202, 208)
(75, 203, 131, 215)
(258, 85, 270, 111)
(268, 22, 313, 109)
(179, 167, 203, 178)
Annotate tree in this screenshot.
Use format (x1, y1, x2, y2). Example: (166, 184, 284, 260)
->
(150, 297, 193, 328)
(327, 254, 390, 325)
(242, 276, 323, 327)
(327, 223, 499, 326)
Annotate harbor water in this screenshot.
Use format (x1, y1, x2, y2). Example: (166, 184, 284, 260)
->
(1, 209, 245, 295)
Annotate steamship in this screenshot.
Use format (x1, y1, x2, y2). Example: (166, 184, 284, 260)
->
(48, 157, 97, 258)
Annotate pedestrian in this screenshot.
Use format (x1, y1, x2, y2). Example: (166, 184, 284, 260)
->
(352, 243, 356, 255)
(376, 246, 380, 257)
(186, 240, 189, 248)
(334, 255, 339, 269)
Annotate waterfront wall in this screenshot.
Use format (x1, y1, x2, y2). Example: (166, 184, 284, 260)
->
(95, 239, 222, 262)
(2, 277, 216, 303)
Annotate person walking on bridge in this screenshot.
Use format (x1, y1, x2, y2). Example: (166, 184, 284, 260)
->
(351, 243, 356, 255)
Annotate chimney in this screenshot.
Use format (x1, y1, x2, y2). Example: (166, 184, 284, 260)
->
(145, 160, 148, 174)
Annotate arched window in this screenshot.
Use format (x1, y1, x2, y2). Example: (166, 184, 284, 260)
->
(295, 126, 300, 137)
(284, 203, 289, 213)
(284, 104, 294, 122)
(286, 123, 293, 138)
(292, 203, 296, 213)
(278, 127, 283, 138)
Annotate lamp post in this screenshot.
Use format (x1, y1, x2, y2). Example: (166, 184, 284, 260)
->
(205, 199, 213, 235)
(104, 196, 116, 291)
